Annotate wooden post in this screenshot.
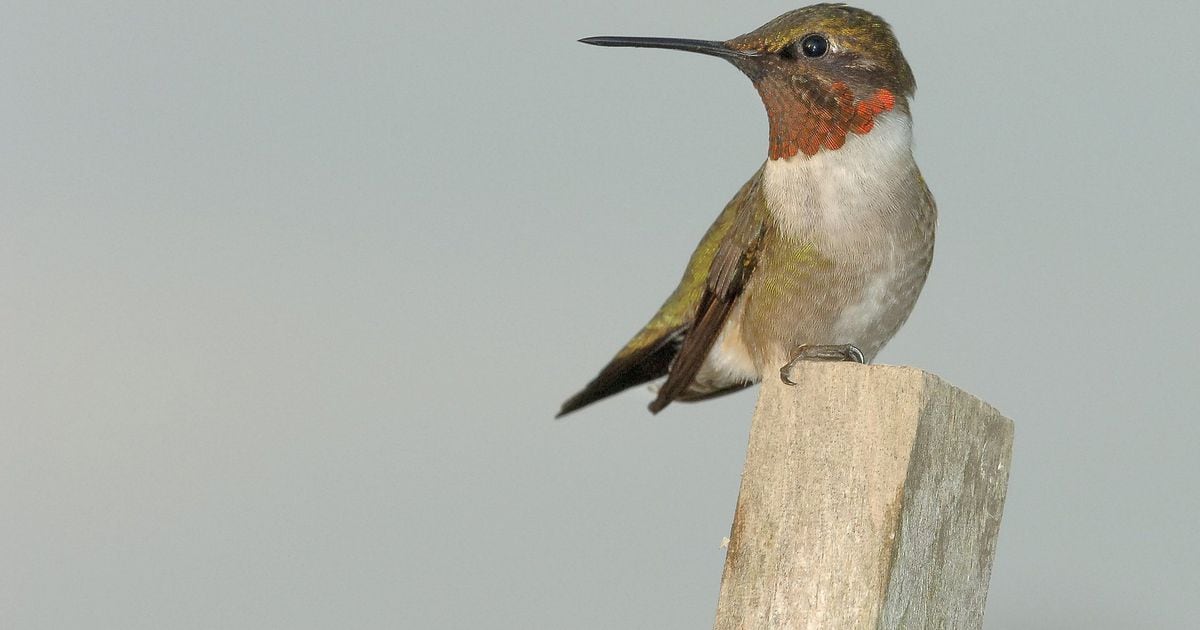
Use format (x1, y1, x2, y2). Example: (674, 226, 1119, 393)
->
(713, 363, 1013, 630)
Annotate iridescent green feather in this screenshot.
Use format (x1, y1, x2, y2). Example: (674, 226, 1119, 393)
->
(615, 169, 766, 360)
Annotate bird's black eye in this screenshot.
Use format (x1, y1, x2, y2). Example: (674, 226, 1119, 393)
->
(789, 33, 828, 59)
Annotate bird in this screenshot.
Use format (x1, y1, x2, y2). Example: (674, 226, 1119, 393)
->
(559, 4, 936, 417)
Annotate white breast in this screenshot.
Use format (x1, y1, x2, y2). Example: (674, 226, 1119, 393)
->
(759, 112, 922, 356)
(761, 112, 914, 239)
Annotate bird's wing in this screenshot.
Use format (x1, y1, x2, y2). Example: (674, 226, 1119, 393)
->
(648, 173, 767, 413)
(556, 324, 685, 418)
(557, 169, 767, 418)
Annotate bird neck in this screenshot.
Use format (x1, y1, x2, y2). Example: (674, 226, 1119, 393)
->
(756, 76, 904, 160)
(761, 110, 916, 237)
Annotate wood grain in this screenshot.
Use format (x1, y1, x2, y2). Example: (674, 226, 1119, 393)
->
(713, 363, 1013, 630)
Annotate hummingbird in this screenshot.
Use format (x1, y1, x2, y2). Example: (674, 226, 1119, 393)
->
(558, 4, 935, 417)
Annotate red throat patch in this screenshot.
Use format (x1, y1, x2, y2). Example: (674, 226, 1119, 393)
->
(762, 81, 896, 160)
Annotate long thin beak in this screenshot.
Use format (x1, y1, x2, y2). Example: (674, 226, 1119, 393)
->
(578, 36, 755, 62)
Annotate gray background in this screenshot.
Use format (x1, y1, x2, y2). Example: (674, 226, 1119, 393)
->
(2, 1, 1197, 628)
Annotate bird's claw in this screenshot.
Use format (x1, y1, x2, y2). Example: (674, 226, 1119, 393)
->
(778, 344, 867, 386)
(780, 366, 798, 386)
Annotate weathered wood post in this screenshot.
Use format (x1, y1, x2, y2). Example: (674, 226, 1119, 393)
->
(714, 363, 1013, 630)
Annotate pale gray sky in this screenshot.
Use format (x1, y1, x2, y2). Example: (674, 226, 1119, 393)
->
(3, 1, 1198, 628)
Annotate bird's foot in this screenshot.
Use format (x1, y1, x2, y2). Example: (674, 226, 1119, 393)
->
(779, 344, 866, 386)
